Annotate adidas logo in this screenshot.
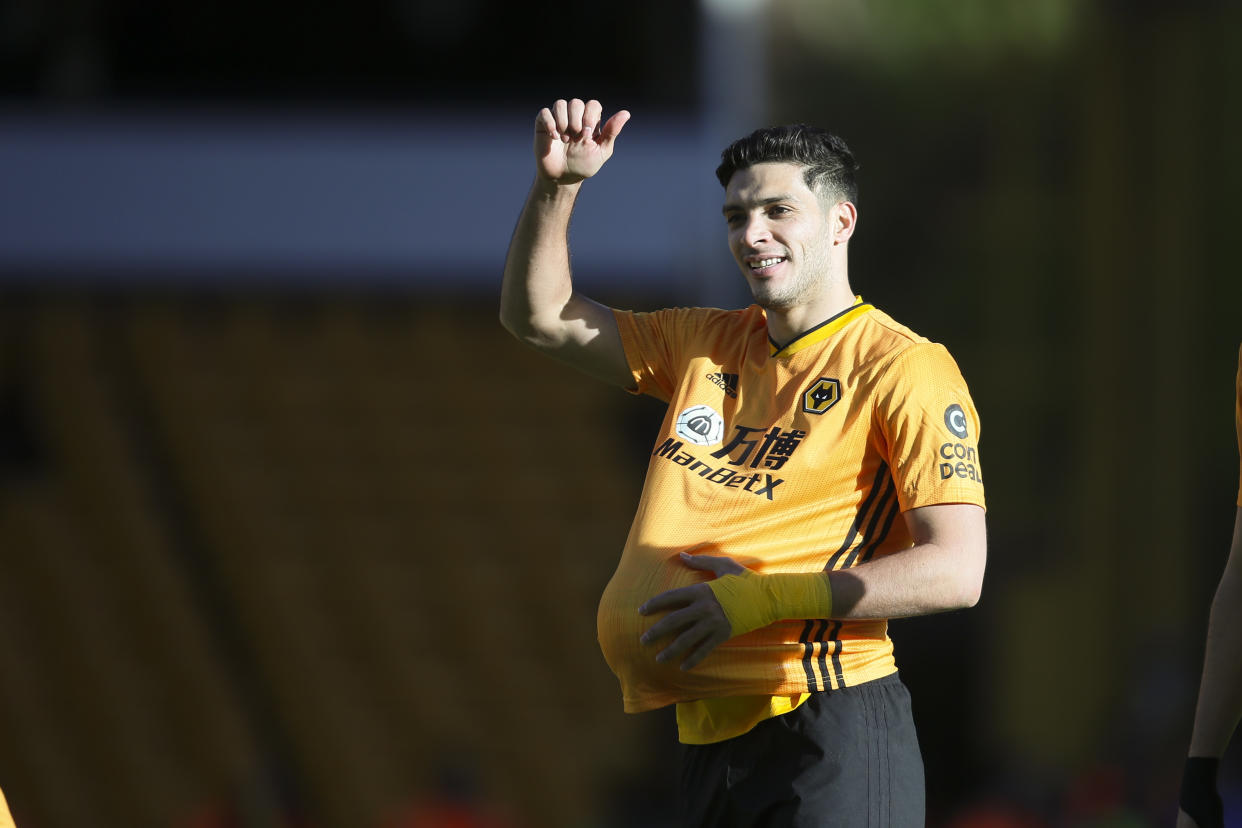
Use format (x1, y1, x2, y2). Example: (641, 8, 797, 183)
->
(706, 371, 739, 398)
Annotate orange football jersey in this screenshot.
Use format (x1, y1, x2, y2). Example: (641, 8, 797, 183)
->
(597, 299, 986, 716)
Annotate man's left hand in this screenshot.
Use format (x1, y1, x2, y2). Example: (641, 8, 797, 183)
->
(638, 551, 747, 670)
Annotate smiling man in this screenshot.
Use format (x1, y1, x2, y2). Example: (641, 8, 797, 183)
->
(501, 98, 988, 827)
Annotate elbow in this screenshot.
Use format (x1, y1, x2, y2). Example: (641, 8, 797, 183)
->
(941, 581, 981, 613)
(499, 307, 523, 340)
(499, 305, 539, 344)
(499, 308, 562, 351)
(956, 537, 987, 609)
(956, 561, 986, 609)
(945, 550, 985, 610)
(498, 297, 526, 339)
(959, 579, 983, 609)
(498, 287, 536, 343)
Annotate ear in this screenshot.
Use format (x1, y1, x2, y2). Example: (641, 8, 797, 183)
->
(832, 201, 858, 245)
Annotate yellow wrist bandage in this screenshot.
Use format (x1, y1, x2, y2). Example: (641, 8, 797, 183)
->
(706, 571, 833, 637)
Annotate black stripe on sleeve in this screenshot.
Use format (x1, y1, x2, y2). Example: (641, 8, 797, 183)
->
(826, 462, 890, 570)
(858, 496, 901, 564)
(842, 474, 895, 569)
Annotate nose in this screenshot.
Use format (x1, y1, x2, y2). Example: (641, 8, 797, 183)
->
(741, 214, 771, 247)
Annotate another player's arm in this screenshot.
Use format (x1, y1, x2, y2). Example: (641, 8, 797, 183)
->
(500, 98, 634, 389)
(640, 502, 986, 669)
(1187, 506, 1242, 756)
(1177, 505, 1242, 828)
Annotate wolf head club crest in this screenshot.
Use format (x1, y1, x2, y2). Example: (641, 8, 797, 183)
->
(802, 378, 842, 415)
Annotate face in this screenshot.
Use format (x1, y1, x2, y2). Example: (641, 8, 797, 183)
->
(722, 162, 849, 311)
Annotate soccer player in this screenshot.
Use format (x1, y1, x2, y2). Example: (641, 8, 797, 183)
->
(501, 98, 987, 826)
(1177, 345, 1242, 828)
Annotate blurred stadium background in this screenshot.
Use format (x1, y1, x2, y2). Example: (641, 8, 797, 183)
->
(1, 0, 1241, 825)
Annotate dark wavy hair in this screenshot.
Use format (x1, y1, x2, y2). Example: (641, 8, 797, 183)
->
(715, 124, 859, 204)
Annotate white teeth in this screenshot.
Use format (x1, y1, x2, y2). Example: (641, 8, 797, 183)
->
(752, 257, 784, 269)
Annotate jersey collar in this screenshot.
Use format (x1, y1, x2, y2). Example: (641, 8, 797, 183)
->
(768, 296, 874, 359)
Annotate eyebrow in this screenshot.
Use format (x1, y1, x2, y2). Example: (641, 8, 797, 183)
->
(721, 194, 797, 215)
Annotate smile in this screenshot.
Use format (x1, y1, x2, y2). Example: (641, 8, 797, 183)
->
(749, 257, 786, 271)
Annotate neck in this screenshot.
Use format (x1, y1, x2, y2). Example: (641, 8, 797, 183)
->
(765, 279, 857, 348)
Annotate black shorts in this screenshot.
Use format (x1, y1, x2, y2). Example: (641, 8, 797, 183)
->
(679, 672, 925, 828)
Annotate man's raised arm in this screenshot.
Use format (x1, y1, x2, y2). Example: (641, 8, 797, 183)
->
(500, 98, 635, 389)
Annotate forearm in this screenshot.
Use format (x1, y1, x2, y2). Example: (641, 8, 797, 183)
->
(709, 539, 985, 634)
(500, 178, 583, 347)
(708, 503, 985, 635)
(649, 506, 986, 669)
(1188, 510, 1242, 756)
(826, 539, 985, 620)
